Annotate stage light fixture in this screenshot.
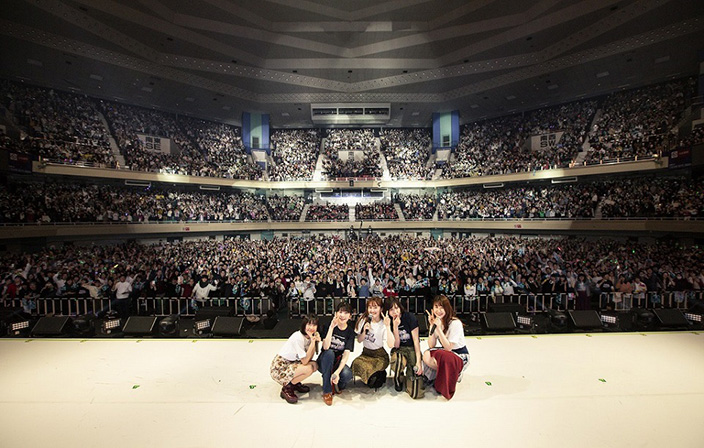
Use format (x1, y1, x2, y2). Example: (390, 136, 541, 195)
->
(159, 315, 179, 337)
(194, 319, 211, 335)
(102, 318, 121, 334)
(516, 315, 533, 326)
(9, 320, 30, 336)
(684, 313, 702, 322)
(600, 314, 617, 325)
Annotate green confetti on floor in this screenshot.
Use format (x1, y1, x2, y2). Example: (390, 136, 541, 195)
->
(132, 385, 140, 389)
(24, 339, 33, 343)
(249, 385, 257, 389)
(485, 381, 492, 386)
(640, 334, 648, 336)
(79, 340, 87, 343)
(476, 337, 482, 340)
(585, 334, 592, 337)
(531, 335, 538, 338)
(136, 340, 143, 343)
(598, 379, 606, 383)
(248, 340, 253, 343)
(192, 340, 198, 343)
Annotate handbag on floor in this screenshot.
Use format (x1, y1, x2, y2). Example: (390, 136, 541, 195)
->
(406, 370, 425, 399)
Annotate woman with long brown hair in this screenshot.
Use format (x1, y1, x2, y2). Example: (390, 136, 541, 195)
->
(350, 296, 393, 388)
(422, 295, 469, 399)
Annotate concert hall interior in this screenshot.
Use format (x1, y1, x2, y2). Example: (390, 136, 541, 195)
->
(1, 1, 704, 447)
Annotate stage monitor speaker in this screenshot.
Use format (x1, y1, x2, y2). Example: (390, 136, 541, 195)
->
(123, 316, 158, 335)
(416, 313, 429, 336)
(652, 309, 689, 327)
(482, 312, 516, 331)
(212, 316, 244, 337)
(488, 303, 524, 314)
(568, 310, 603, 329)
(31, 316, 71, 336)
(349, 180, 354, 187)
(194, 306, 232, 321)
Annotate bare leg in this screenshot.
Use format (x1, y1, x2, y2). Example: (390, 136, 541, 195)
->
(291, 362, 317, 385)
(422, 350, 438, 371)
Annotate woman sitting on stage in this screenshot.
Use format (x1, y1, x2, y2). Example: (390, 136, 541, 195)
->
(351, 297, 393, 389)
(270, 314, 321, 404)
(318, 302, 355, 405)
(386, 297, 423, 393)
(422, 295, 469, 400)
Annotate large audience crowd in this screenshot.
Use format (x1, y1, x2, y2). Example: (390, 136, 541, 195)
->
(379, 129, 433, 180)
(441, 100, 597, 178)
(397, 194, 437, 220)
(305, 204, 349, 221)
(269, 129, 321, 181)
(322, 129, 382, 179)
(179, 117, 262, 180)
(584, 78, 695, 164)
(355, 202, 398, 221)
(2, 236, 702, 315)
(437, 177, 704, 220)
(1, 176, 701, 224)
(0, 81, 114, 165)
(267, 195, 305, 221)
(0, 183, 269, 223)
(0, 78, 699, 183)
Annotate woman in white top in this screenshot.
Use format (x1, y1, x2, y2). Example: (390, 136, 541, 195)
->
(270, 314, 321, 404)
(350, 296, 393, 388)
(422, 295, 470, 391)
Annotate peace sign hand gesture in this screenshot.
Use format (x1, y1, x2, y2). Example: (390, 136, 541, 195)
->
(382, 311, 391, 327)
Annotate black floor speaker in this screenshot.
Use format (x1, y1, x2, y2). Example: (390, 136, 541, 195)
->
(123, 316, 158, 335)
(482, 312, 516, 331)
(488, 303, 524, 314)
(212, 316, 244, 336)
(568, 310, 603, 329)
(416, 313, 429, 335)
(194, 306, 232, 321)
(652, 309, 689, 327)
(31, 316, 71, 336)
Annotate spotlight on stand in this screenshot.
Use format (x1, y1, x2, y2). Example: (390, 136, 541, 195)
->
(159, 315, 180, 337)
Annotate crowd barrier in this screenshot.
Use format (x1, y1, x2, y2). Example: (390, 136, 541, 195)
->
(3, 291, 701, 320)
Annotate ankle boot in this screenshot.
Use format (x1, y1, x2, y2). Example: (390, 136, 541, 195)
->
(280, 383, 298, 404)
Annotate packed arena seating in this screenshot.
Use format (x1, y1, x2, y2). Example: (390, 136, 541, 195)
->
(437, 177, 704, 219)
(0, 183, 269, 223)
(397, 194, 437, 220)
(0, 80, 114, 165)
(178, 116, 262, 180)
(441, 99, 597, 178)
(266, 195, 305, 221)
(2, 236, 702, 308)
(1, 176, 701, 224)
(379, 128, 433, 180)
(269, 129, 321, 181)
(305, 204, 349, 221)
(355, 202, 398, 220)
(322, 129, 382, 179)
(584, 78, 696, 164)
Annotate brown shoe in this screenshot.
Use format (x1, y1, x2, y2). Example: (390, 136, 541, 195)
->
(332, 383, 341, 395)
(322, 392, 333, 406)
(292, 382, 310, 393)
(280, 384, 298, 404)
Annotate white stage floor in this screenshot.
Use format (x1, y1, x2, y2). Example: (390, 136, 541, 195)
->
(1, 332, 703, 448)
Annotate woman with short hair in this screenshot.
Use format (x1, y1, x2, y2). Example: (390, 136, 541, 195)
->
(270, 314, 320, 404)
